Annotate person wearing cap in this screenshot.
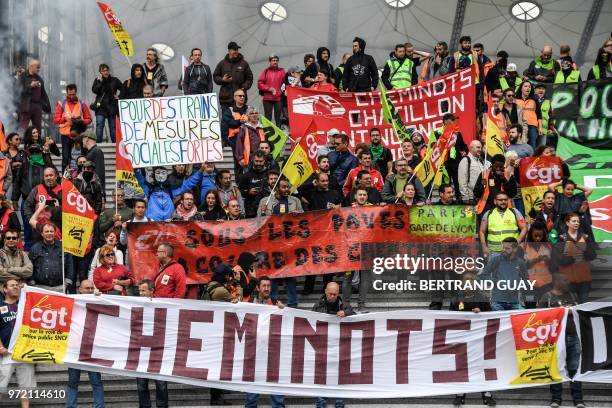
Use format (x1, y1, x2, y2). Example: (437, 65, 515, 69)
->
(343, 37, 379, 92)
(524, 45, 560, 83)
(213, 41, 253, 107)
(257, 54, 285, 126)
(235, 106, 265, 176)
(81, 130, 106, 191)
(72, 160, 103, 214)
(182, 47, 213, 95)
(554, 56, 581, 84)
(499, 63, 523, 94)
(143, 47, 168, 96)
(316, 128, 338, 158)
(533, 83, 554, 141)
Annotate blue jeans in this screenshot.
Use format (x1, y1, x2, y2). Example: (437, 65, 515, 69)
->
(550, 335, 583, 403)
(527, 125, 539, 149)
(271, 277, 297, 307)
(316, 397, 345, 408)
(490, 302, 523, 311)
(136, 378, 168, 408)
(95, 114, 116, 143)
(245, 393, 285, 407)
(569, 282, 590, 304)
(66, 368, 105, 408)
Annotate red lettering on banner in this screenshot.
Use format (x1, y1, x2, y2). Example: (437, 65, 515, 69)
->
(291, 318, 328, 385)
(432, 319, 470, 383)
(338, 321, 375, 385)
(387, 319, 423, 384)
(125, 307, 167, 373)
(484, 318, 500, 381)
(172, 310, 213, 379)
(220, 312, 258, 382)
(266, 314, 283, 383)
(79, 303, 119, 367)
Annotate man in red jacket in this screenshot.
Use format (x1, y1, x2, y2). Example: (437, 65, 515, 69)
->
(153, 243, 186, 298)
(257, 54, 285, 126)
(342, 150, 384, 197)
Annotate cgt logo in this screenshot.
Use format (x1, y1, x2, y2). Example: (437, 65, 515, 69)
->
(67, 189, 92, 215)
(26, 293, 73, 331)
(521, 313, 560, 346)
(524, 165, 562, 185)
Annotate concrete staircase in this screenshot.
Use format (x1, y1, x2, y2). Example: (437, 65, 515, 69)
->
(33, 144, 612, 407)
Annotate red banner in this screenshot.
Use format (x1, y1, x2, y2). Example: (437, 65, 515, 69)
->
(127, 204, 478, 284)
(287, 67, 476, 160)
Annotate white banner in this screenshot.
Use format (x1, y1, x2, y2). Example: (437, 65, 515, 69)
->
(573, 301, 612, 383)
(7, 287, 576, 398)
(118, 93, 223, 168)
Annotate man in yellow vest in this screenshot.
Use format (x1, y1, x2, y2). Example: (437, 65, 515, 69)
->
(381, 44, 415, 90)
(524, 45, 560, 83)
(499, 63, 522, 93)
(454, 35, 479, 83)
(479, 191, 527, 258)
(534, 83, 553, 137)
(52, 83, 92, 171)
(554, 57, 581, 84)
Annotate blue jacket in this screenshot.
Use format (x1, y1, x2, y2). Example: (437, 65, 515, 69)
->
(199, 171, 217, 203)
(135, 170, 202, 221)
(328, 150, 358, 187)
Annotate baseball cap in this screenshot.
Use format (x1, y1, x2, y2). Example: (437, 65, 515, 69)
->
(227, 41, 241, 50)
(506, 63, 517, 72)
(327, 128, 340, 137)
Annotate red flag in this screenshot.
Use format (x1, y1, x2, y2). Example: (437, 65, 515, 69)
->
(62, 178, 96, 257)
(300, 119, 320, 169)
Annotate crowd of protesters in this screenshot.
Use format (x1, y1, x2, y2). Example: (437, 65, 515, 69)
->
(0, 32, 609, 408)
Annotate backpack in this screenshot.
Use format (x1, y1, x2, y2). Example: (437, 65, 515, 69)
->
(200, 282, 223, 301)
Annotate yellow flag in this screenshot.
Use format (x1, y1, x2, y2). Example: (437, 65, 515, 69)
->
(282, 144, 314, 192)
(485, 116, 505, 158)
(97, 2, 134, 57)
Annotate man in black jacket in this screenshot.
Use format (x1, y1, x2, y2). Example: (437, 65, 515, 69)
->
(343, 37, 378, 92)
(17, 59, 51, 131)
(91, 63, 122, 143)
(81, 131, 106, 192)
(72, 161, 104, 215)
(238, 151, 269, 218)
(182, 48, 213, 95)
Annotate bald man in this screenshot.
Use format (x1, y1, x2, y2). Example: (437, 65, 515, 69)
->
(66, 279, 105, 407)
(524, 45, 560, 83)
(312, 281, 354, 317)
(457, 140, 485, 204)
(18, 59, 51, 131)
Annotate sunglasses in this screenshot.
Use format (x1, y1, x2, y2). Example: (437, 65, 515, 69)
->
(104, 253, 115, 258)
(235, 94, 245, 97)
(4, 236, 18, 241)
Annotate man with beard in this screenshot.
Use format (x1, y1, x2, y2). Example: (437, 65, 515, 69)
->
(507, 124, 534, 158)
(382, 158, 426, 203)
(215, 169, 245, 215)
(345, 170, 382, 206)
(343, 150, 384, 197)
(171, 191, 204, 221)
(420, 41, 455, 82)
(257, 140, 280, 172)
(239, 151, 270, 218)
(343, 37, 378, 92)
(479, 193, 527, 258)
(53, 83, 92, 171)
(182, 47, 213, 95)
(368, 127, 393, 179)
(254, 170, 279, 213)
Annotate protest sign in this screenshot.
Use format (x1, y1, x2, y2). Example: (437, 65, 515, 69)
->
(9, 286, 586, 398)
(118, 94, 223, 168)
(97, 2, 134, 57)
(61, 179, 96, 257)
(287, 67, 476, 159)
(573, 301, 612, 383)
(551, 79, 612, 148)
(11, 290, 74, 364)
(518, 156, 564, 221)
(557, 137, 612, 242)
(115, 117, 144, 197)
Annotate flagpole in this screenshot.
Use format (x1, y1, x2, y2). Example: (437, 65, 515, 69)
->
(426, 150, 449, 203)
(264, 141, 301, 208)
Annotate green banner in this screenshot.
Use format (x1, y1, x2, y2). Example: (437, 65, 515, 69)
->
(261, 116, 288, 160)
(381, 86, 411, 141)
(408, 205, 476, 238)
(557, 137, 612, 242)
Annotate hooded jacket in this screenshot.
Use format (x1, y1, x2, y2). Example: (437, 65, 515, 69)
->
(238, 164, 270, 218)
(183, 62, 213, 95)
(213, 53, 254, 105)
(343, 38, 379, 92)
(303, 47, 335, 86)
(121, 64, 146, 99)
(73, 171, 104, 214)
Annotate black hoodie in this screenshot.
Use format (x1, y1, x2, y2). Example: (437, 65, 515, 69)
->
(343, 37, 379, 92)
(303, 47, 335, 86)
(121, 64, 146, 99)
